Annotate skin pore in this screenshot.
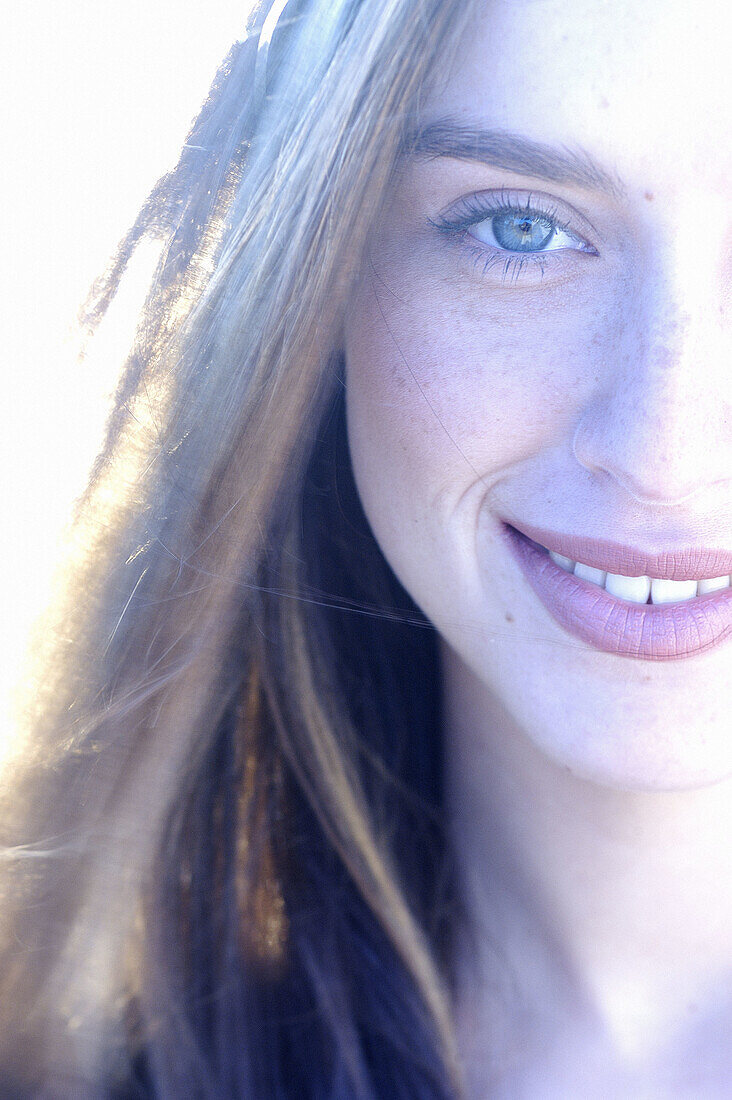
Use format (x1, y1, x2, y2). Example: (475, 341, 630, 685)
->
(343, 0, 731, 1095)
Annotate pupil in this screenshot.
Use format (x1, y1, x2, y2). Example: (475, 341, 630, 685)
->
(492, 211, 554, 252)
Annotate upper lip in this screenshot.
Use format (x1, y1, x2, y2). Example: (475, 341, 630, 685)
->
(505, 519, 732, 582)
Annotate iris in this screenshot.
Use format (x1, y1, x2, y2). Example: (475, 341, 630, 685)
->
(491, 210, 555, 251)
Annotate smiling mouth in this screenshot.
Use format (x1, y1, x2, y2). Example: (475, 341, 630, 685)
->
(527, 540, 730, 606)
(500, 523, 732, 661)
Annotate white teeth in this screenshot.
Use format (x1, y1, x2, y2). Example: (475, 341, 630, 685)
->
(549, 550, 575, 572)
(650, 578, 699, 604)
(573, 561, 607, 587)
(604, 572, 652, 604)
(697, 575, 731, 594)
(546, 547, 731, 604)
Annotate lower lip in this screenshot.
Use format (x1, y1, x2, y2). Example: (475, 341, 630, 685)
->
(501, 524, 732, 661)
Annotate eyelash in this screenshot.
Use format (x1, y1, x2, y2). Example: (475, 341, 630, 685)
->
(428, 189, 596, 284)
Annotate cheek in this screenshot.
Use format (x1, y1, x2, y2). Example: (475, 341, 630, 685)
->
(343, 255, 610, 528)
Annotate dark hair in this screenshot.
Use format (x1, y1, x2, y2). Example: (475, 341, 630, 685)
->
(115, 376, 458, 1099)
(0, 2, 473, 1095)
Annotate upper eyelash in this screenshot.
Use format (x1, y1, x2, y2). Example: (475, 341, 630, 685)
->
(427, 187, 577, 238)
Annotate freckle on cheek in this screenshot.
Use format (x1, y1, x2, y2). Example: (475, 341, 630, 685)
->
(644, 191, 654, 202)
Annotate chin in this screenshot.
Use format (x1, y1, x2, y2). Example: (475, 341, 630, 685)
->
(504, 687, 732, 794)
(440, 623, 732, 795)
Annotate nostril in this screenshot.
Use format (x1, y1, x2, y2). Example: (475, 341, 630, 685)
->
(571, 423, 712, 508)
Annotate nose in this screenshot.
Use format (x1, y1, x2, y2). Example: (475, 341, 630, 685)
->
(572, 266, 732, 508)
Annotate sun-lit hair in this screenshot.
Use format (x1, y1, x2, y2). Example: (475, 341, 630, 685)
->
(0, 1, 474, 1095)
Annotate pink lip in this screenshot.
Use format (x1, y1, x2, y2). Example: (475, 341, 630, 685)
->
(501, 523, 732, 661)
(505, 519, 732, 582)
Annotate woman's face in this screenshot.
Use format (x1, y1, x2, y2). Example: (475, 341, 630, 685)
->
(344, 0, 731, 790)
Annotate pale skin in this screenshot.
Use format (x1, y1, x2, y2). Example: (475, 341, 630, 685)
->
(343, 0, 731, 1095)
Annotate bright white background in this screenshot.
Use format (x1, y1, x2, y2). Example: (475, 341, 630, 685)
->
(1, 2, 256, 728)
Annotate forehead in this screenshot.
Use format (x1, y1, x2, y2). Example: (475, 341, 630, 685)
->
(419, 0, 732, 196)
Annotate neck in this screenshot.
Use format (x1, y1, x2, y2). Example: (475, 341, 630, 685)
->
(441, 641, 731, 1084)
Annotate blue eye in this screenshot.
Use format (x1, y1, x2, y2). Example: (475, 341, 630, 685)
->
(471, 208, 587, 254)
(429, 190, 598, 282)
(484, 211, 556, 251)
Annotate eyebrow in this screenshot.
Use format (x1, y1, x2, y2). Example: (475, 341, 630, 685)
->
(401, 118, 626, 200)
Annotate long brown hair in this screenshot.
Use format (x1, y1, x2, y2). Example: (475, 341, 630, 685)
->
(0, 1, 474, 1094)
